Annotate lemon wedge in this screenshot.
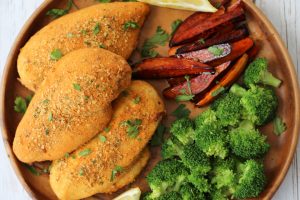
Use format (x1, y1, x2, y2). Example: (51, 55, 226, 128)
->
(113, 188, 142, 200)
(137, 0, 217, 12)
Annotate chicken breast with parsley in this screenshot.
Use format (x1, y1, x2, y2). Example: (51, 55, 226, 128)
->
(13, 48, 132, 163)
(50, 81, 165, 199)
(17, 2, 150, 91)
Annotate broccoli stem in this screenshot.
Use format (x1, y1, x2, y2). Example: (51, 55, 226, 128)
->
(262, 71, 282, 87)
(230, 84, 246, 97)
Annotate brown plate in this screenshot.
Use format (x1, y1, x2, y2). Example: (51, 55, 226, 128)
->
(1, 0, 300, 199)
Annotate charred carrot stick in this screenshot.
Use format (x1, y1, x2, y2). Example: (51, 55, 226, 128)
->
(167, 77, 191, 87)
(171, 28, 249, 55)
(207, 37, 253, 66)
(196, 54, 248, 107)
(163, 61, 231, 99)
(170, 1, 245, 47)
(133, 57, 214, 79)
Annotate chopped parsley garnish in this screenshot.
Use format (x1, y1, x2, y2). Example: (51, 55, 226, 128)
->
(208, 45, 224, 56)
(66, 32, 74, 38)
(104, 127, 110, 133)
(73, 83, 81, 91)
(141, 26, 170, 58)
(133, 96, 141, 104)
(78, 149, 92, 157)
(48, 112, 53, 122)
(273, 117, 287, 136)
(211, 86, 225, 97)
(121, 119, 142, 138)
(171, 19, 183, 35)
(79, 168, 85, 176)
(123, 21, 140, 30)
(172, 104, 191, 119)
(45, 128, 50, 135)
(110, 166, 123, 181)
(99, 43, 106, 49)
(81, 29, 88, 35)
(50, 49, 63, 60)
(98, 134, 107, 142)
(46, 0, 76, 19)
(150, 123, 166, 146)
(176, 75, 195, 102)
(43, 99, 50, 104)
(14, 96, 31, 113)
(23, 163, 40, 176)
(64, 153, 70, 158)
(93, 22, 101, 35)
(198, 38, 205, 44)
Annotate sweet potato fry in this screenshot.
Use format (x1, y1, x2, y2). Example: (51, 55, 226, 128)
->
(169, 1, 245, 47)
(172, 28, 248, 55)
(176, 43, 231, 63)
(207, 37, 253, 66)
(196, 54, 249, 106)
(133, 58, 214, 79)
(163, 62, 231, 99)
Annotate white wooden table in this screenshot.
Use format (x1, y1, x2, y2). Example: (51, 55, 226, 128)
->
(0, 0, 299, 199)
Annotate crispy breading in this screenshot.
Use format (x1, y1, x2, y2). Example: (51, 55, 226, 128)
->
(49, 81, 165, 199)
(13, 48, 132, 163)
(17, 2, 150, 91)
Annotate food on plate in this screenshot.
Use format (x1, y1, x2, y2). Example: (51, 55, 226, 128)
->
(133, 57, 214, 79)
(169, 2, 245, 47)
(13, 48, 132, 163)
(196, 54, 249, 106)
(17, 2, 150, 91)
(50, 80, 165, 199)
(113, 187, 142, 200)
(137, 0, 218, 12)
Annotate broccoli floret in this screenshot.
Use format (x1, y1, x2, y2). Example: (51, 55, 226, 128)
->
(170, 118, 195, 145)
(181, 143, 211, 175)
(188, 171, 210, 193)
(195, 122, 228, 159)
(142, 192, 152, 200)
(243, 58, 281, 88)
(210, 188, 229, 200)
(233, 160, 266, 199)
(229, 120, 270, 159)
(146, 159, 189, 198)
(161, 137, 184, 159)
(180, 183, 206, 200)
(230, 84, 278, 126)
(157, 191, 183, 200)
(211, 93, 243, 127)
(194, 108, 217, 128)
(211, 158, 236, 194)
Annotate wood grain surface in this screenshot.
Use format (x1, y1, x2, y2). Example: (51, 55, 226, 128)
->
(0, 0, 299, 199)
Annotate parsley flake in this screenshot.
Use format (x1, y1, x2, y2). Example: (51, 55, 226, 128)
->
(97, 0, 111, 2)
(78, 149, 92, 157)
(133, 96, 141, 104)
(141, 26, 170, 58)
(273, 117, 287, 136)
(14, 97, 28, 113)
(198, 38, 205, 44)
(176, 75, 195, 102)
(93, 22, 101, 35)
(73, 83, 81, 91)
(48, 112, 53, 122)
(98, 134, 107, 142)
(171, 19, 183, 35)
(121, 119, 142, 138)
(23, 163, 40, 176)
(46, 0, 75, 19)
(50, 49, 63, 60)
(79, 168, 85, 176)
(208, 45, 224, 56)
(172, 104, 191, 119)
(104, 127, 110, 133)
(123, 21, 140, 30)
(110, 166, 123, 181)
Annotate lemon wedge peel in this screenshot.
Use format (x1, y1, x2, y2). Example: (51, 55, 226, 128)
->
(113, 187, 142, 200)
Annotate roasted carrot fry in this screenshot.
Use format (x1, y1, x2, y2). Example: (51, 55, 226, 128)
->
(171, 28, 248, 55)
(163, 62, 231, 99)
(133, 58, 214, 79)
(196, 54, 248, 107)
(207, 37, 253, 66)
(167, 77, 190, 87)
(170, 1, 245, 47)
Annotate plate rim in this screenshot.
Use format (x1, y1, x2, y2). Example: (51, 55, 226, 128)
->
(0, 0, 299, 199)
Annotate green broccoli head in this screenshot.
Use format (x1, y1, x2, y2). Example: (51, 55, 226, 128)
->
(188, 171, 210, 193)
(195, 122, 228, 159)
(210, 188, 229, 200)
(179, 183, 206, 200)
(146, 159, 189, 198)
(194, 108, 217, 128)
(229, 120, 270, 159)
(211, 93, 243, 127)
(230, 84, 278, 126)
(161, 137, 184, 159)
(243, 58, 281, 88)
(211, 158, 236, 197)
(170, 118, 195, 145)
(233, 160, 266, 199)
(181, 143, 211, 175)
(157, 191, 183, 200)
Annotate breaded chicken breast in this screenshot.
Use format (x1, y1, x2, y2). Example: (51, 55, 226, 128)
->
(17, 2, 150, 91)
(50, 81, 165, 199)
(13, 48, 132, 163)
